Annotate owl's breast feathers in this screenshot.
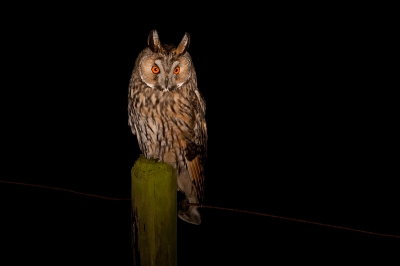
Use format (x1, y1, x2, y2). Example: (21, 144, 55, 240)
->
(128, 83, 207, 200)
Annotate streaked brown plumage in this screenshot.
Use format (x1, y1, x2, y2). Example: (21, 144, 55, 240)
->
(128, 30, 207, 225)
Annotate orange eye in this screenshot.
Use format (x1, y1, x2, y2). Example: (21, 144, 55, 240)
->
(151, 66, 160, 74)
(173, 66, 180, 74)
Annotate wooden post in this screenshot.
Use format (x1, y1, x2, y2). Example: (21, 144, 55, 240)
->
(131, 155, 177, 266)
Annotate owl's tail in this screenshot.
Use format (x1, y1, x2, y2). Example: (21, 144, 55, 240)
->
(177, 161, 203, 225)
(178, 198, 201, 225)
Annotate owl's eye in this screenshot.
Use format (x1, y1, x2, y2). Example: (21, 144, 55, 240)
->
(151, 66, 160, 74)
(173, 66, 180, 74)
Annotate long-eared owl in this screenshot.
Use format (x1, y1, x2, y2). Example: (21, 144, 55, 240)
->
(128, 30, 207, 225)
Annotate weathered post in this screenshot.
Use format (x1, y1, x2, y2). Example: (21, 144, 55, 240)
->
(131, 155, 177, 266)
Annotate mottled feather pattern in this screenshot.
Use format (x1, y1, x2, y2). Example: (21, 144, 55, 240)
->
(128, 30, 207, 224)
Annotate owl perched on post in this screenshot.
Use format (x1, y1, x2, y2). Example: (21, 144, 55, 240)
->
(128, 30, 207, 225)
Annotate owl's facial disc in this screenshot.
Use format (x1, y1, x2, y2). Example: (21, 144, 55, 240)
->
(139, 53, 191, 92)
(154, 59, 181, 92)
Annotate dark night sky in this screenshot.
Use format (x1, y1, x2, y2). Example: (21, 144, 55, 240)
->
(2, 4, 398, 265)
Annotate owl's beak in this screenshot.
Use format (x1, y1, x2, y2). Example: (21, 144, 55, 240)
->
(165, 77, 169, 89)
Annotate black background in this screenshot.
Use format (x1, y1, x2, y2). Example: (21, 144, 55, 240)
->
(2, 3, 398, 265)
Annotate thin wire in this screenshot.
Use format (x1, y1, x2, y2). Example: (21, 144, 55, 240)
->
(0, 180, 131, 201)
(1, 179, 399, 239)
(185, 203, 400, 239)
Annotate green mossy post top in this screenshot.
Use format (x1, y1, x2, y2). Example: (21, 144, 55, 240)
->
(131, 155, 177, 266)
(131, 155, 176, 182)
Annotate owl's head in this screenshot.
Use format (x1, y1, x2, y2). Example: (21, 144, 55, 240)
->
(136, 30, 193, 92)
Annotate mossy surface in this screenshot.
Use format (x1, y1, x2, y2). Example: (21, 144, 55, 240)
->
(131, 155, 177, 266)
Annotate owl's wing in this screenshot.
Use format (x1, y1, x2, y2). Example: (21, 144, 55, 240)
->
(128, 88, 137, 136)
(128, 119, 136, 136)
(186, 89, 207, 202)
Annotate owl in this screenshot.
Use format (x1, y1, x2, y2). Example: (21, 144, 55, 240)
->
(128, 30, 207, 225)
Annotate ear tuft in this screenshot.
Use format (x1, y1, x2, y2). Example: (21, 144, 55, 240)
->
(148, 29, 161, 53)
(176, 32, 190, 55)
